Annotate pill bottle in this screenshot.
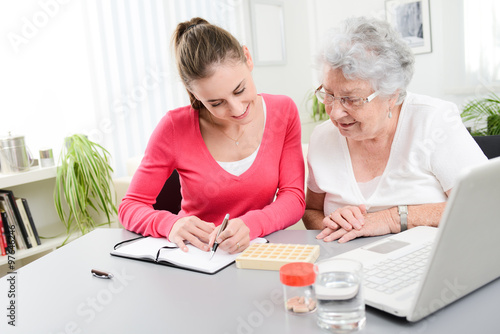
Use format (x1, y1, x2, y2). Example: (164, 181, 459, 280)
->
(279, 262, 316, 314)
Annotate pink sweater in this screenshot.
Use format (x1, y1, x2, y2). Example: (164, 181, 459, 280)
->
(119, 94, 305, 240)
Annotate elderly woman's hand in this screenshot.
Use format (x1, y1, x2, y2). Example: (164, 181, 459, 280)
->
(317, 208, 399, 243)
(319, 204, 367, 235)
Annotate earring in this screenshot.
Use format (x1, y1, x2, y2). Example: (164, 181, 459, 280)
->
(388, 108, 392, 119)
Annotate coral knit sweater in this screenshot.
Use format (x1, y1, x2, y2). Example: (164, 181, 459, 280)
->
(119, 94, 305, 240)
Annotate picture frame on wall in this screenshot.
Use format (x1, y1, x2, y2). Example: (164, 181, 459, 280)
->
(385, 0, 432, 54)
(249, 0, 287, 65)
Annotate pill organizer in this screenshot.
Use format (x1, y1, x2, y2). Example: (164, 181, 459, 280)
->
(235, 243, 320, 270)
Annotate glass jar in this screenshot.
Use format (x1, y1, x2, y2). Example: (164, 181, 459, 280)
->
(279, 262, 317, 314)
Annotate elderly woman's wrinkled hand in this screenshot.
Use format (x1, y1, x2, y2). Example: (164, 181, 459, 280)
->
(317, 208, 397, 243)
(322, 205, 367, 232)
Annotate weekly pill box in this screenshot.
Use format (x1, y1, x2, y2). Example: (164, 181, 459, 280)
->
(235, 243, 320, 270)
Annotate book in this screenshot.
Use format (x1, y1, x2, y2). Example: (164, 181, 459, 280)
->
(111, 236, 267, 274)
(0, 190, 32, 249)
(20, 198, 41, 246)
(1, 210, 11, 254)
(0, 220, 5, 256)
(15, 198, 41, 246)
(0, 195, 27, 250)
(15, 198, 37, 248)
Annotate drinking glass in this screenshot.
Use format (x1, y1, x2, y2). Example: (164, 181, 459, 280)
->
(314, 258, 366, 332)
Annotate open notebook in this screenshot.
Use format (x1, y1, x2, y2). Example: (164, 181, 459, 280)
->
(111, 236, 267, 274)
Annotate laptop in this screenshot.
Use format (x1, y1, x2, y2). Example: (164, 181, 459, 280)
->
(334, 157, 500, 322)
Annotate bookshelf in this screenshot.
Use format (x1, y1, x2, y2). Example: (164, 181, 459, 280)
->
(0, 167, 79, 269)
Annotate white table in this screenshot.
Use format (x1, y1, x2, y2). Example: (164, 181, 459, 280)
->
(1, 228, 498, 333)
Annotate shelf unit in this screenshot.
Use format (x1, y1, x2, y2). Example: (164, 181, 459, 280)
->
(0, 167, 79, 269)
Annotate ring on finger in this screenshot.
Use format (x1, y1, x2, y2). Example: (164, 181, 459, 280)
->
(236, 242, 240, 250)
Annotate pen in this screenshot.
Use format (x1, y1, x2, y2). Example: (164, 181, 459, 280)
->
(91, 269, 114, 279)
(210, 213, 230, 260)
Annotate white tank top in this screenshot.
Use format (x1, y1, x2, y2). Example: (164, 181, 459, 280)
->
(217, 99, 267, 176)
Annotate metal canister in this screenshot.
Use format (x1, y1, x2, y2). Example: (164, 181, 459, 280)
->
(0, 133, 33, 173)
(39, 148, 54, 168)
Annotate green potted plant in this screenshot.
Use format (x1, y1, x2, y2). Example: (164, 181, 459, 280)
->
(461, 93, 500, 136)
(306, 89, 328, 121)
(54, 134, 117, 241)
(300, 88, 329, 143)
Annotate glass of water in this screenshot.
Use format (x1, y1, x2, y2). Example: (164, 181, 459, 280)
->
(314, 258, 366, 332)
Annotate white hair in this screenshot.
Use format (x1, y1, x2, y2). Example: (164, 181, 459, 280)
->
(317, 17, 415, 105)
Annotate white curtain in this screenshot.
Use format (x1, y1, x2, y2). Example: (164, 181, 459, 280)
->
(82, 0, 245, 176)
(463, 0, 500, 90)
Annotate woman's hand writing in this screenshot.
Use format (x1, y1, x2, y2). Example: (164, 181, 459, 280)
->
(208, 218, 250, 254)
(169, 216, 215, 252)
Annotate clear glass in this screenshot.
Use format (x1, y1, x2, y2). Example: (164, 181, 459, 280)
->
(314, 258, 366, 332)
(282, 284, 316, 314)
(315, 85, 379, 110)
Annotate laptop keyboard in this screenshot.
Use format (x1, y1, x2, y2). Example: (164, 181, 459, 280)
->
(363, 242, 433, 295)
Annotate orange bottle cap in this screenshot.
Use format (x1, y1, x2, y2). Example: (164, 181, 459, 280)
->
(279, 262, 316, 286)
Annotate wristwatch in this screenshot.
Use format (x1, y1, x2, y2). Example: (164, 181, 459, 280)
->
(398, 205, 408, 232)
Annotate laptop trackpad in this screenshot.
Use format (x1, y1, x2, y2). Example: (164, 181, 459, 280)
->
(364, 239, 410, 254)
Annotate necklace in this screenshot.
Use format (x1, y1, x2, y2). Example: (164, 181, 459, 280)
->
(208, 112, 246, 146)
(219, 128, 246, 146)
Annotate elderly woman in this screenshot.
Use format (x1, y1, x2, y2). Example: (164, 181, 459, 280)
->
(303, 17, 487, 243)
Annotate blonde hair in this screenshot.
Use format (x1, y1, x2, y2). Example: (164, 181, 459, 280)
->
(172, 17, 246, 110)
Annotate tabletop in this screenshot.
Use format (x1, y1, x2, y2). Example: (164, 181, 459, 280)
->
(0, 228, 498, 333)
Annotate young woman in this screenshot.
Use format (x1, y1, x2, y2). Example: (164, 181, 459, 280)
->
(119, 17, 305, 253)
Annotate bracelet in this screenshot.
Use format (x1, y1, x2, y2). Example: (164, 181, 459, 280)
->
(398, 205, 408, 232)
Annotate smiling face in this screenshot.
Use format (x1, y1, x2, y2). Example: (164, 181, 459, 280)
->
(323, 67, 395, 142)
(189, 47, 259, 126)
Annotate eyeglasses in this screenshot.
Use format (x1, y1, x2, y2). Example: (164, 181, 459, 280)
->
(315, 85, 380, 110)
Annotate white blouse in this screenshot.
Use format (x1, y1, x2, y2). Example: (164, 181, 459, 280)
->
(307, 92, 487, 215)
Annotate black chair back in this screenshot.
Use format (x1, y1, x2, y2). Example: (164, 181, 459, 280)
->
(473, 135, 500, 159)
(153, 169, 182, 214)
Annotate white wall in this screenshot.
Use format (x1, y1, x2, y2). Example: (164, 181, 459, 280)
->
(245, 0, 315, 142)
(272, 0, 496, 141)
(0, 0, 96, 163)
(249, 0, 471, 143)
(1, 0, 316, 172)
(310, 0, 465, 97)
(0, 0, 495, 175)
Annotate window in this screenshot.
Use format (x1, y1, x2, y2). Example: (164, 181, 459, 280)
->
(83, 0, 245, 176)
(463, 0, 500, 87)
